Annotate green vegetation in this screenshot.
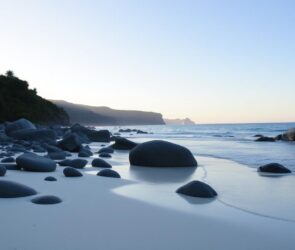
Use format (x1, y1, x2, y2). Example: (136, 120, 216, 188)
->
(0, 71, 69, 125)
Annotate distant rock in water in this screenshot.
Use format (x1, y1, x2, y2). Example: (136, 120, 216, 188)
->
(51, 100, 165, 126)
(0, 180, 37, 198)
(111, 137, 138, 150)
(0, 74, 69, 125)
(276, 128, 295, 141)
(129, 140, 197, 167)
(31, 195, 62, 205)
(16, 153, 56, 172)
(176, 181, 217, 198)
(255, 136, 275, 142)
(258, 163, 291, 173)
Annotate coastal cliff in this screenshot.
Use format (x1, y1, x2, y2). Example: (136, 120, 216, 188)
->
(52, 100, 165, 126)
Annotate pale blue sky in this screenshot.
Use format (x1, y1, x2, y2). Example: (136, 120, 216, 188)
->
(0, 0, 294, 123)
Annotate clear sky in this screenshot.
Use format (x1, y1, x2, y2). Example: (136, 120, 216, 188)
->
(0, 0, 294, 123)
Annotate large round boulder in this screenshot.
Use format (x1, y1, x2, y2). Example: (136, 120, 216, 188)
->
(176, 180, 217, 198)
(16, 153, 56, 172)
(129, 140, 197, 167)
(258, 163, 291, 173)
(0, 180, 37, 198)
(9, 128, 56, 142)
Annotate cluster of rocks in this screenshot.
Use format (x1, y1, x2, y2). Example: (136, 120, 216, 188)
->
(255, 128, 295, 142)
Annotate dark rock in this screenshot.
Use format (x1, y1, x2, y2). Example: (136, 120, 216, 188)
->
(0, 163, 20, 170)
(31, 195, 62, 204)
(176, 180, 217, 198)
(97, 169, 120, 178)
(9, 128, 56, 142)
(258, 163, 291, 173)
(16, 153, 56, 172)
(43, 144, 63, 153)
(46, 152, 67, 160)
(111, 137, 138, 150)
(63, 167, 83, 177)
(92, 158, 112, 168)
(129, 140, 197, 167)
(254, 134, 263, 137)
(98, 147, 114, 154)
(280, 128, 295, 141)
(57, 133, 82, 152)
(255, 136, 275, 142)
(68, 159, 87, 169)
(88, 130, 111, 142)
(58, 159, 72, 166)
(99, 153, 112, 158)
(0, 166, 6, 176)
(5, 118, 36, 136)
(1, 157, 15, 163)
(78, 148, 93, 157)
(44, 176, 57, 181)
(0, 180, 37, 198)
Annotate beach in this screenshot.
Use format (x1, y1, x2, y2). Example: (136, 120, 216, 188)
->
(1, 124, 295, 250)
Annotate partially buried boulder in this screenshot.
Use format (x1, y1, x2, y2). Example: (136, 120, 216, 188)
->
(129, 140, 197, 167)
(63, 167, 83, 177)
(57, 133, 82, 152)
(1, 157, 15, 163)
(258, 163, 291, 173)
(97, 169, 120, 178)
(92, 158, 112, 168)
(44, 176, 57, 181)
(255, 136, 275, 142)
(176, 180, 217, 198)
(16, 153, 56, 172)
(68, 159, 88, 169)
(111, 137, 137, 150)
(0, 180, 37, 198)
(99, 153, 112, 158)
(98, 147, 114, 154)
(31, 195, 62, 204)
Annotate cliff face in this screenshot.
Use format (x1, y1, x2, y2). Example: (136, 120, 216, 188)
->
(0, 74, 69, 125)
(52, 100, 165, 126)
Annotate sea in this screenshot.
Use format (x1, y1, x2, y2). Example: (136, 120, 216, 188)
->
(99, 123, 295, 171)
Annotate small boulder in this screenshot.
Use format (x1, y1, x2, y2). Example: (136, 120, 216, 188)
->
(63, 167, 83, 177)
(0, 166, 7, 176)
(58, 159, 72, 166)
(99, 153, 112, 158)
(16, 153, 56, 172)
(129, 140, 197, 167)
(46, 152, 67, 160)
(9, 128, 56, 142)
(58, 133, 82, 152)
(0, 180, 37, 198)
(92, 158, 112, 168)
(258, 163, 291, 173)
(97, 169, 120, 178)
(44, 176, 57, 181)
(98, 147, 114, 154)
(176, 180, 217, 198)
(31, 195, 62, 205)
(68, 159, 88, 169)
(1, 157, 15, 163)
(111, 137, 138, 150)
